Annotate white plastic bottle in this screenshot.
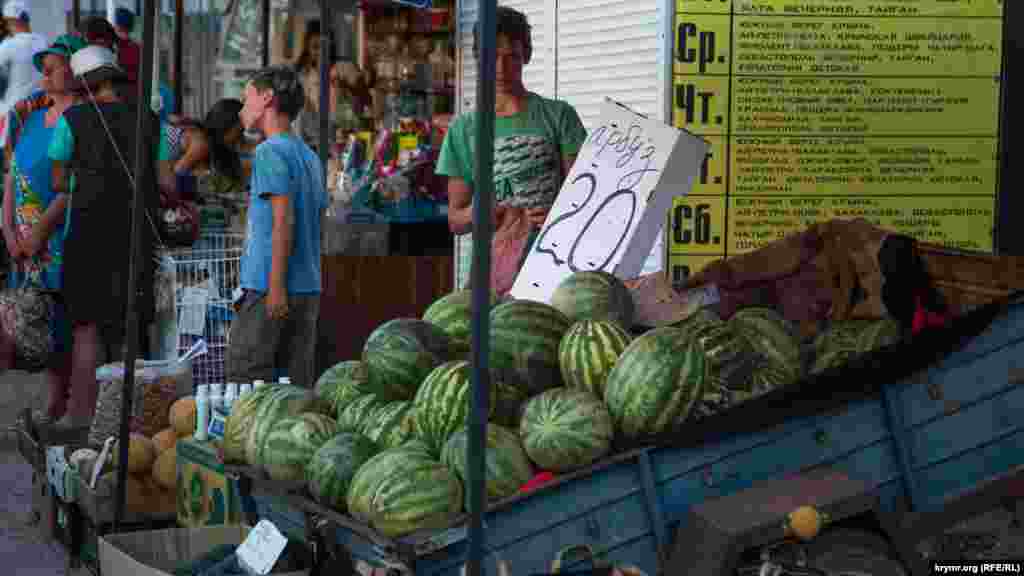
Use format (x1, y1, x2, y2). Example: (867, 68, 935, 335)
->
(210, 383, 225, 415)
(253, 379, 267, 390)
(194, 384, 210, 441)
(225, 382, 238, 413)
(278, 376, 291, 386)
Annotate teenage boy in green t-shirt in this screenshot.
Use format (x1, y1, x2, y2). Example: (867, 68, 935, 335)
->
(436, 5, 587, 289)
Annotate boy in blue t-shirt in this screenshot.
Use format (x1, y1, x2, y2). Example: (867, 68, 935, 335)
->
(228, 65, 327, 388)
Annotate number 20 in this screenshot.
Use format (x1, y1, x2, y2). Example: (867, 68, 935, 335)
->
(533, 172, 638, 272)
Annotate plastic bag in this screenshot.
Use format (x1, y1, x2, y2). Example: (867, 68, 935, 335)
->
(470, 208, 536, 298)
(89, 352, 198, 446)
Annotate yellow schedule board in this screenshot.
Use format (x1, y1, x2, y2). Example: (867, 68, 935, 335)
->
(669, 0, 1005, 282)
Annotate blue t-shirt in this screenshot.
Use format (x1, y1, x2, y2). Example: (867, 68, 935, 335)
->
(240, 133, 326, 295)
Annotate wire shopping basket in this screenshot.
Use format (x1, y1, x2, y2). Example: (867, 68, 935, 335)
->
(154, 233, 244, 387)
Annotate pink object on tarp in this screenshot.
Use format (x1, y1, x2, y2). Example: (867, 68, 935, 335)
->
(520, 471, 555, 493)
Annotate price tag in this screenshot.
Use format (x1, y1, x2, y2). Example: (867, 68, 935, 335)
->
(511, 99, 708, 303)
(236, 519, 288, 575)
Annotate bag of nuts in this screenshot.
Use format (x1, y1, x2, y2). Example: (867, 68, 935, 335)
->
(88, 359, 194, 447)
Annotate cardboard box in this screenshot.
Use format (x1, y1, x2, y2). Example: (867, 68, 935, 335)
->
(99, 525, 307, 576)
(176, 438, 246, 528)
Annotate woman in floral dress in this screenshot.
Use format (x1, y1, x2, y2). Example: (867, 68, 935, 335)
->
(1, 35, 86, 422)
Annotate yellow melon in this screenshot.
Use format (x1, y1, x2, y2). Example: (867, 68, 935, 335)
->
(125, 474, 151, 515)
(153, 428, 178, 454)
(152, 446, 177, 490)
(169, 397, 196, 437)
(114, 433, 157, 475)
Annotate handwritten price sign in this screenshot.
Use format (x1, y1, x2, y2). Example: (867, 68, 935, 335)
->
(511, 99, 709, 303)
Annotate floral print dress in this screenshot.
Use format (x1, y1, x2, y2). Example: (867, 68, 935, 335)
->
(9, 101, 64, 291)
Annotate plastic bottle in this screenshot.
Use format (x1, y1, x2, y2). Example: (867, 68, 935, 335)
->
(253, 379, 267, 390)
(239, 382, 252, 398)
(210, 383, 225, 415)
(225, 382, 238, 413)
(278, 376, 291, 386)
(194, 384, 210, 441)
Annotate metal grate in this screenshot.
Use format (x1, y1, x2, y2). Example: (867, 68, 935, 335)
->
(155, 233, 244, 388)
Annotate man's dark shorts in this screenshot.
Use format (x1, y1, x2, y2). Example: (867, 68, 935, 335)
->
(227, 290, 320, 387)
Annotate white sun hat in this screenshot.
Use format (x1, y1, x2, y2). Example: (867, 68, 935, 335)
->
(70, 45, 128, 84)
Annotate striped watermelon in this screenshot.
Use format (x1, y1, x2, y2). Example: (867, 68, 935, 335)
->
(491, 381, 528, 429)
(423, 290, 496, 357)
(245, 386, 331, 469)
(346, 448, 464, 537)
(441, 424, 533, 505)
(604, 327, 706, 438)
(223, 384, 279, 463)
(337, 394, 386, 434)
(558, 319, 632, 398)
(856, 318, 903, 353)
(261, 413, 340, 483)
(490, 300, 571, 396)
(314, 360, 374, 416)
(550, 271, 635, 327)
(363, 318, 455, 400)
(746, 360, 799, 395)
(413, 360, 496, 455)
(520, 388, 613, 473)
(306, 432, 379, 511)
(362, 401, 415, 450)
(729, 307, 802, 370)
(811, 320, 874, 374)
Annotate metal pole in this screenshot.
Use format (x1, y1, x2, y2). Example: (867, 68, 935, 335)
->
(262, 0, 271, 67)
(72, 0, 81, 30)
(174, 0, 183, 117)
(114, 0, 156, 530)
(466, 0, 496, 574)
(319, 0, 331, 181)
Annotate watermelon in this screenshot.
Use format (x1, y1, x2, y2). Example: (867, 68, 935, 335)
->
(550, 271, 635, 327)
(558, 319, 632, 398)
(746, 360, 798, 395)
(306, 432, 379, 511)
(337, 394, 386, 434)
(490, 300, 571, 396)
(856, 318, 903, 353)
(314, 360, 374, 416)
(491, 381, 528, 429)
(520, 388, 613, 473)
(346, 448, 464, 537)
(811, 320, 873, 374)
(245, 386, 330, 469)
(413, 360, 496, 455)
(362, 401, 415, 450)
(728, 307, 802, 370)
(261, 413, 340, 482)
(604, 327, 706, 438)
(441, 424, 533, 505)
(363, 318, 455, 400)
(223, 384, 279, 463)
(423, 290, 496, 356)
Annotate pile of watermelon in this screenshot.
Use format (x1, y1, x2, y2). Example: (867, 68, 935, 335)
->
(222, 270, 906, 538)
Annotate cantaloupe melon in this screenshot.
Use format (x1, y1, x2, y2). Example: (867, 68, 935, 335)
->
(152, 447, 177, 490)
(169, 397, 197, 437)
(153, 428, 177, 454)
(114, 433, 157, 475)
(146, 477, 177, 516)
(125, 474, 151, 514)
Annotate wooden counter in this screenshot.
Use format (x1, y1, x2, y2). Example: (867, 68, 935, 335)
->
(316, 256, 454, 375)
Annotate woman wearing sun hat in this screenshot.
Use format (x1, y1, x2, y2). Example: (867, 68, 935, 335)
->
(47, 45, 169, 428)
(0, 34, 86, 424)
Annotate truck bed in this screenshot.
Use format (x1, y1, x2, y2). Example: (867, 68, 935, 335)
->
(249, 293, 1024, 575)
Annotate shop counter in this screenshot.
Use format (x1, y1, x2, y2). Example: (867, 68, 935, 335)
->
(317, 255, 454, 372)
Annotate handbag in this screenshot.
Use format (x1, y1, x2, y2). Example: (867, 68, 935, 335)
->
(0, 286, 57, 372)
